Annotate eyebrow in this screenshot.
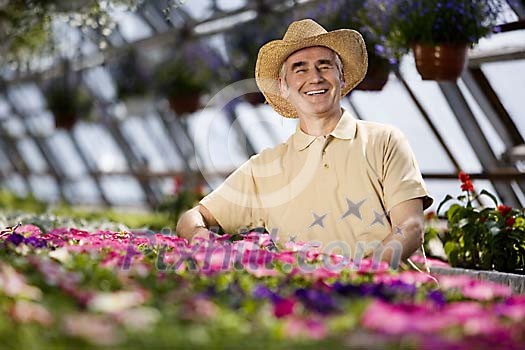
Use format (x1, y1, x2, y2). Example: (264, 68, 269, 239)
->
(290, 58, 334, 71)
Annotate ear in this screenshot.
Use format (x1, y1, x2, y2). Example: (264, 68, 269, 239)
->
(340, 71, 346, 88)
(279, 78, 290, 98)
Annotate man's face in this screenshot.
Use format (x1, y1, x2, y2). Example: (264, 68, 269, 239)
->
(280, 46, 345, 117)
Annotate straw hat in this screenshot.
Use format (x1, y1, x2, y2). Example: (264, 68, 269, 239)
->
(255, 19, 368, 118)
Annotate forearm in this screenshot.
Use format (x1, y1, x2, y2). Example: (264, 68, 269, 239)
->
(376, 217, 424, 265)
(176, 207, 208, 241)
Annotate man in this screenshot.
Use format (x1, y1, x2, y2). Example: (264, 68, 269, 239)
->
(177, 19, 433, 264)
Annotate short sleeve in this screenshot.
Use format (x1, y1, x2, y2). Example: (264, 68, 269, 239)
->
(382, 128, 434, 212)
(199, 159, 260, 234)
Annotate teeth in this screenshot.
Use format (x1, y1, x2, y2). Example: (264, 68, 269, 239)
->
(306, 90, 326, 95)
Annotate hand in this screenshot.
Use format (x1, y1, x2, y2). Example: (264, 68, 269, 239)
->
(190, 226, 211, 245)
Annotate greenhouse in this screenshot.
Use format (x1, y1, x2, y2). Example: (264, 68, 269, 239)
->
(1, 0, 524, 348)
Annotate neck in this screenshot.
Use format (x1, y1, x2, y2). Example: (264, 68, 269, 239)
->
(298, 108, 343, 136)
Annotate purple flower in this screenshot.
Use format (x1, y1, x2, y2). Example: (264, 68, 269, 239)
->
(6, 233, 24, 246)
(294, 288, 337, 314)
(24, 236, 47, 248)
(252, 285, 274, 299)
(427, 290, 446, 307)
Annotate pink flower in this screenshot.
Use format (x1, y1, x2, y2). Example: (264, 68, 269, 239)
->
(14, 224, 42, 237)
(273, 297, 295, 318)
(10, 300, 53, 326)
(495, 295, 525, 321)
(362, 300, 451, 335)
(437, 275, 511, 300)
(283, 316, 327, 340)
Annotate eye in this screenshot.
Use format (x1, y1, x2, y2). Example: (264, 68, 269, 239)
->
(294, 69, 306, 74)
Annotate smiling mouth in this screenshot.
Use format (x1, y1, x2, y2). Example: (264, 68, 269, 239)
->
(305, 89, 328, 96)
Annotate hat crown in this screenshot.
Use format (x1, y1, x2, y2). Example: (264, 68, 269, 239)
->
(282, 19, 328, 42)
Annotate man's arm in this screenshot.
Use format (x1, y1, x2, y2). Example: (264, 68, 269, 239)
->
(375, 198, 424, 266)
(176, 204, 220, 242)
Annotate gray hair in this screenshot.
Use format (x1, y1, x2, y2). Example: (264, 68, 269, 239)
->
(279, 50, 344, 86)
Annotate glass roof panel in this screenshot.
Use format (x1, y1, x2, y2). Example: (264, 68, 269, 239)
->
(83, 67, 117, 102)
(113, 12, 153, 42)
(188, 107, 248, 174)
(29, 175, 59, 202)
(3, 174, 27, 196)
(73, 122, 129, 172)
(65, 177, 101, 204)
(120, 115, 174, 172)
(399, 57, 483, 173)
(480, 59, 525, 140)
(17, 138, 48, 173)
(47, 132, 88, 178)
(100, 175, 145, 206)
(143, 112, 186, 170)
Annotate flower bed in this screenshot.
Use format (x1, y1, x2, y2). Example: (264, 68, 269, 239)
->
(1, 222, 524, 349)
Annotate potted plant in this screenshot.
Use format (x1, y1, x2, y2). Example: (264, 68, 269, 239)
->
(388, 0, 503, 81)
(153, 41, 226, 116)
(45, 77, 93, 130)
(436, 172, 525, 274)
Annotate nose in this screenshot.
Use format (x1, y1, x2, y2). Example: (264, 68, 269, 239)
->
(307, 67, 325, 83)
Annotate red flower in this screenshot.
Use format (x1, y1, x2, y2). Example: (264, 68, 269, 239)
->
(458, 171, 474, 192)
(497, 205, 512, 217)
(506, 217, 515, 227)
(460, 180, 474, 192)
(458, 171, 470, 183)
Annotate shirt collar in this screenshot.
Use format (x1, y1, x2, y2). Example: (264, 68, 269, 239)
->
(292, 109, 357, 151)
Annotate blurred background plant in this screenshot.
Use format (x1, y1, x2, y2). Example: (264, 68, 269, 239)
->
(153, 40, 228, 115)
(44, 73, 94, 129)
(0, 0, 140, 69)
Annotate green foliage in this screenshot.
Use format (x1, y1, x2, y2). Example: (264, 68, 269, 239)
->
(437, 190, 525, 274)
(0, 190, 47, 214)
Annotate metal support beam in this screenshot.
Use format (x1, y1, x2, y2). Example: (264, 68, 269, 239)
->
(438, 82, 521, 206)
(224, 104, 257, 158)
(462, 68, 524, 147)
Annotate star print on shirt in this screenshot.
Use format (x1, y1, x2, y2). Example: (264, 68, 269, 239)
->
(287, 234, 297, 244)
(393, 226, 405, 236)
(369, 210, 388, 227)
(340, 198, 366, 221)
(309, 212, 327, 228)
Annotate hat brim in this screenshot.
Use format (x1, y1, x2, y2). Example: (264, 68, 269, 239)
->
(255, 29, 368, 118)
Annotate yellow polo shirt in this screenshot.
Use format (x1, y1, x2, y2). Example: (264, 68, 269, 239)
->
(200, 110, 433, 250)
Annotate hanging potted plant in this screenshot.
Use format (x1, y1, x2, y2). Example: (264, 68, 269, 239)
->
(388, 0, 502, 81)
(153, 41, 226, 116)
(45, 76, 93, 130)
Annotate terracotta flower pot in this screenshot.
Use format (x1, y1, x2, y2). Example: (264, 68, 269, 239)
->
(244, 92, 266, 106)
(355, 61, 391, 91)
(168, 94, 200, 116)
(412, 43, 468, 81)
(54, 113, 77, 130)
